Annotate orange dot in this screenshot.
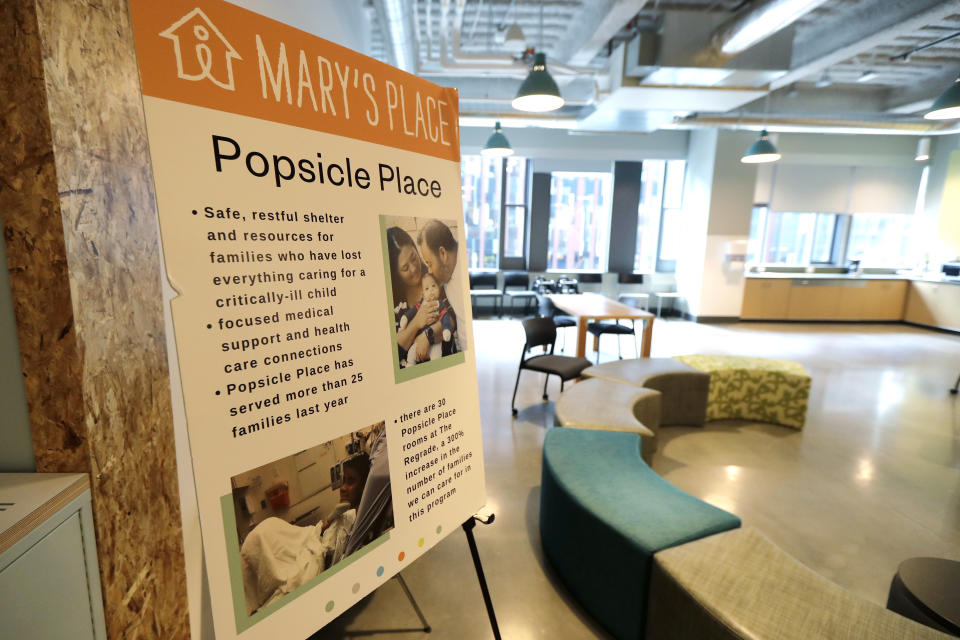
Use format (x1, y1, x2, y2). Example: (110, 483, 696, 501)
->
(398, 551, 406, 562)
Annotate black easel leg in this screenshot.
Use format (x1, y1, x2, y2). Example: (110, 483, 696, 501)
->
(394, 573, 431, 632)
(462, 518, 502, 640)
(952, 372, 960, 394)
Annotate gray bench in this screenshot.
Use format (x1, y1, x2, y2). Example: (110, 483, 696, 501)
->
(554, 378, 660, 464)
(583, 358, 710, 427)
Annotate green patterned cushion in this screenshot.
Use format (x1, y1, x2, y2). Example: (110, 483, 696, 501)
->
(674, 355, 811, 429)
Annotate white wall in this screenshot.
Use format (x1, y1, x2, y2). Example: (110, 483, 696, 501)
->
(675, 129, 716, 318)
(675, 130, 757, 318)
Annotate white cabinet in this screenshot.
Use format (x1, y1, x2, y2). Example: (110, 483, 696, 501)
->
(0, 474, 106, 640)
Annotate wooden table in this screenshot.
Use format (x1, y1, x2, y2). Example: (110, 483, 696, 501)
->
(546, 293, 655, 359)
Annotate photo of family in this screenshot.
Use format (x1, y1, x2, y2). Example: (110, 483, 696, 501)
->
(382, 216, 468, 372)
(229, 422, 393, 617)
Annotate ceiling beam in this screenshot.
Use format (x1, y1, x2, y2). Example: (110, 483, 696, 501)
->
(553, 0, 648, 66)
(885, 67, 960, 114)
(770, 0, 960, 90)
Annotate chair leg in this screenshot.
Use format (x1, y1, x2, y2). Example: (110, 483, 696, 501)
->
(633, 320, 639, 359)
(595, 338, 601, 364)
(542, 374, 550, 400)
(511, 368, 523, 416)
(617, 328, 623, 360)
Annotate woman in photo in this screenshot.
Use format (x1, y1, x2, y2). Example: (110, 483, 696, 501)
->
(386, 226, 439, 364)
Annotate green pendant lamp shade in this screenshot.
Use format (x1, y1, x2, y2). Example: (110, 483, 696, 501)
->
(481, 121, 514, 157)
(925, 75, 960, 120)
(741, 129, 781, 164)
(512, 52, 564, 113)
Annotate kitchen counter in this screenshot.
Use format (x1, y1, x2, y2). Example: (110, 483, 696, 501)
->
(741, 273, 960, 331)
(745, 272, 960, 285)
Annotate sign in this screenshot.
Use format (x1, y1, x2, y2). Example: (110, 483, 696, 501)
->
(129, 2, 486, 637)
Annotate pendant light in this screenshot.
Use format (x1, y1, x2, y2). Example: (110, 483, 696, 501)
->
(512, 1, 564, 113)
(925, 74, 960, 120)
(915, 137, 931, 162)
(741, 94, 780, 164)
(481, 121, 514, 157)
(741, 129, 781, 164)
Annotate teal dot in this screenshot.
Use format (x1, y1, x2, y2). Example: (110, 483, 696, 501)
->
(376, 566, 384, 577)
(325, 600, 335, 612)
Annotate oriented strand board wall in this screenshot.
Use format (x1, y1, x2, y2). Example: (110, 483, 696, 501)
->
(0, 0, 189, 637)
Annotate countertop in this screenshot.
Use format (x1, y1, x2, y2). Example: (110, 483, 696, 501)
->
(745, 272, 960, 285)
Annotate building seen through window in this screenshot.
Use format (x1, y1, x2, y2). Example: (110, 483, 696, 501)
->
(548, 171, 612, 271)
(461, 155, 528, 269)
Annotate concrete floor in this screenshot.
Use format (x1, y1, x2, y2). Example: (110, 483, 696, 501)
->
(313, 319, 960, 639)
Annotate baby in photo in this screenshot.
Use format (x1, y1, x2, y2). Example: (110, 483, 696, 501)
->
(399, 272, 457, 365)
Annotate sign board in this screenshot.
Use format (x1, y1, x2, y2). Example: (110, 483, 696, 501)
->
(129, 2, 486, 637)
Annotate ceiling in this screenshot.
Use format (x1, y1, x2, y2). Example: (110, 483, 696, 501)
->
(362, 0, 960, 135)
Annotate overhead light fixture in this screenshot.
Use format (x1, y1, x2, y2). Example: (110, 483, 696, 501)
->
(741, 129, 781, 164)
(481, 121, 514, 157)
(512, 52, 564, 112)
(503, 23, 526, 53)
(925, 74, 960, 120)
(513, 0, 563, 113)
(719, 0, 830, 55)
(857, 70, 879, 83)
(915, 137, 931, 162)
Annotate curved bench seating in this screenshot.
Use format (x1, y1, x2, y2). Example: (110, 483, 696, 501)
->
(647, 527, 951, 640)
(554, 378, 660, 464)
(540, 428, 742, 640)
(675, 355, 811, 430)
(582, 358, 710, 427)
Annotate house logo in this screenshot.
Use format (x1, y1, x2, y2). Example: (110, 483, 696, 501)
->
(160, 8, 241, 91)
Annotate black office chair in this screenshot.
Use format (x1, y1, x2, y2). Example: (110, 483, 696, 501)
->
(468, 271, 502, 317)
(538, 294, 576, 351)
(586, 320, 638, 364)
(511, 317, 591, 416)
(503, 271, 538, 316)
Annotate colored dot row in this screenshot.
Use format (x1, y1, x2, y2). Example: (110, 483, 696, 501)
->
(324, 524, 444, 614)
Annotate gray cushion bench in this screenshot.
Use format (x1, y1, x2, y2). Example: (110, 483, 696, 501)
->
(554, 378, 660, 464)
(583, 358, 710, 427)
(647, 527, 952, 640)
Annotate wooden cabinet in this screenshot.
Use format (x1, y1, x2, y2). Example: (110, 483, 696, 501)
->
(742, 277, 909, 321)
(741, 279, 791, 319)
(904, 281, 960, 331)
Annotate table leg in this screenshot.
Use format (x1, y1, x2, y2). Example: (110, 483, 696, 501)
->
(641, 317, 654, 358)
(576, 318, 588, 359)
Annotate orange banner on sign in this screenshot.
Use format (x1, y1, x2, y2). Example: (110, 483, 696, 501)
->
(129, 0, 460, 161)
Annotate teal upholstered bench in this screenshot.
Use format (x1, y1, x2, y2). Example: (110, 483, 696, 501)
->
(540, 428, 741, 640)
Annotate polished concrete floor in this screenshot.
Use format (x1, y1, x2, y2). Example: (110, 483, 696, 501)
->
(314, 319, 960, 639)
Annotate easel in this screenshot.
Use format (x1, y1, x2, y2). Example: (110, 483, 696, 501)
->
(345, 512, 501, 638)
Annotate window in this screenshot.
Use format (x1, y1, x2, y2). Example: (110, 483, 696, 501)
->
(502, 157, 527, 259)
(753, 211, 838, 265)
(748, 208, 913, 267)
(548, 172, 612, 271)
(461, 156, 501, 269)
(461, 155, 529, 269)
(847, 214, 913, 267)
(634, 160, 685, 272)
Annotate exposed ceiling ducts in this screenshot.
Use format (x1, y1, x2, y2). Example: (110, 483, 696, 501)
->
(365, 0, 960, 135)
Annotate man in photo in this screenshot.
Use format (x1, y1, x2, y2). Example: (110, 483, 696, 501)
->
(417, 219, 466, 357)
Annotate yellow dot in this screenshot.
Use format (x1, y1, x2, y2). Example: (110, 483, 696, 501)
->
(418, 537, 425, 547)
